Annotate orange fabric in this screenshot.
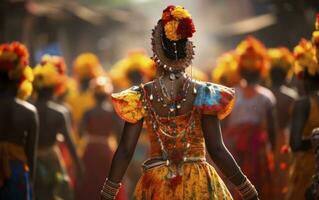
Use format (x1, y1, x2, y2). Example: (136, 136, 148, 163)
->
(111, 88, 145, 123)
(133, 112, 232, 199)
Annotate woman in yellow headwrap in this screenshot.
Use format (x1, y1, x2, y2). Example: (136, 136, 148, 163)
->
(0, 42, 38, 200)
(68, 53, 104, 128)
(32, 59, 83, 200)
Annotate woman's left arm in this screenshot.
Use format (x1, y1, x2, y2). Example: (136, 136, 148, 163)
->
(201, 114, 258, 200)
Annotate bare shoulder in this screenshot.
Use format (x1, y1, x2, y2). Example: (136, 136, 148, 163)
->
(15, 98, 37, 116)
(47, 101, 69, 119)
(280, 85, 298, 100)
(256, 85, 276, 105)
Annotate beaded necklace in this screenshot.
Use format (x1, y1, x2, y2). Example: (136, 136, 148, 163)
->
(141, 77, 197, 179)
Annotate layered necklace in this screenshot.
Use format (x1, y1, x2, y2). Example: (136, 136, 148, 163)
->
(141, 72, 197, 179)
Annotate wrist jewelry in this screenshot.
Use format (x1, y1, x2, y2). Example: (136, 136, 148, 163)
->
(236, 176, 258, 200)
(100, 178, 122, 200)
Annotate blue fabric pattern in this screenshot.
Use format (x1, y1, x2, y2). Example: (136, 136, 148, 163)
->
(194, 82, 222, 108)
(0, 160, 32, 200)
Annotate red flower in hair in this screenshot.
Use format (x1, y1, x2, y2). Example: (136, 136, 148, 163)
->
(162, 5, 175, 25)
(0, 42, 29, 71)
(177, 18, 195, 39)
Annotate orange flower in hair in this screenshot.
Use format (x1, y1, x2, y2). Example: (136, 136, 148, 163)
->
(0, 42, 33, 99)
(236, 36, 269, 77)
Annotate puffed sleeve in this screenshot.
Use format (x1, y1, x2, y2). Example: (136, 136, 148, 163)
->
(111, 86, 146, 123)
(194, 82, 235, 120)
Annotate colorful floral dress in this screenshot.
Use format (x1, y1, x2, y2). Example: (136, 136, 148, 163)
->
(112, 81, 235, 200)
(0, 142, 32, 200)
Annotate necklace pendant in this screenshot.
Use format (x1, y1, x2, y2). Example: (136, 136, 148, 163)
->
(149, 94, 154, 101)
(177, 104, 181, 109)
(157, 98, 161, 102)
(163, 103, 167, 107)
(169, 73, 176, 80)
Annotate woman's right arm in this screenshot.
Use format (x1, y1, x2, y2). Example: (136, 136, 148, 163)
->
(201, 114, 258, 200)
(104, 119, 143, 183)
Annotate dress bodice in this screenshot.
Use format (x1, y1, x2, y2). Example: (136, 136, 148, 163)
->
(111, 81, 235, 161)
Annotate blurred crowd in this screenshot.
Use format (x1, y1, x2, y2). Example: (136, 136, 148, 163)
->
(1, 9, 319, 200)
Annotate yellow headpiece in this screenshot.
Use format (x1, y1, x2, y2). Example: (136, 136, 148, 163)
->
(73, 53, 104, 80)
(33, 62, 60, 90)
(293, 38, 319, 78)
(0, 42, 33, 99)
(268, 47, 294, 71)
(212, 51, 240, 87)
(236, 36, 269, 77)
(110, 50, 155, 89)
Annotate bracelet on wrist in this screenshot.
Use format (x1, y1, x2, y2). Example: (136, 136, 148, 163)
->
(101, 178, 122, 200)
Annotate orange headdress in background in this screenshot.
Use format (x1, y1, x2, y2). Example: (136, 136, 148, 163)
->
(312, 14, 319, 47)
(0, 42, 33, 99)
(293, 38, 318, 79)
(110, 49, 155, 89)
(236, 36, 269, 77)
(40, 54, 68, 96)
(212, 51, 240, 87)
(73, 53, 104, 81)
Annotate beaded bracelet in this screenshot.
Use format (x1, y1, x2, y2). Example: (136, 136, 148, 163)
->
(100, 178, 122, 200)
(236, 176, 258, 200)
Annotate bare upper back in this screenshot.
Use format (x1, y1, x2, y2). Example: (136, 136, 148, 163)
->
(143, 78, 200, 117)
(0, 98, 38, 146)
(35, 100, 68, 148)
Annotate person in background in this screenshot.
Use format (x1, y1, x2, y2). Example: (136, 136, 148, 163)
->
(75, 76, 127, 200)
(0, 42, 38, 200)
(32, 59, 83, 200)
(40, 54, 78, 188)
(286, 37, 319, 199)
(68, 53, 104, 134)
(267, 47, 297, 198)
(225, 36, 277, 199)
